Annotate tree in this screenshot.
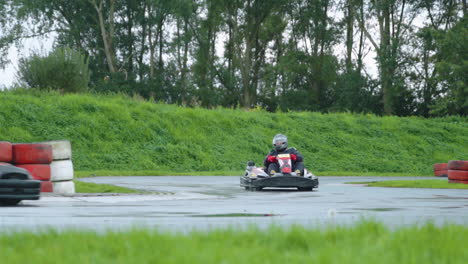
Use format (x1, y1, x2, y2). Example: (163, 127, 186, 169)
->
(267, 0, 340, 111)
(89, 0, 117, 73)
(225, 0, 288, 108)
(408, 0, 464, 116)
(332, 0, 381, 114)
(358, 0, 418, 115)
(431, 17, 468, 116)
(191, 0, 224, 107)
(0, 0, 13, 69)
(2, 0, 464, 115)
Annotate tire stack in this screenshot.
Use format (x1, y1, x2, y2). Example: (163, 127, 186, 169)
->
(0, 140, 75, 194)
(433, 163, 448, 177)
(12, 143, 54, 192)
(37, 140, 75, 194)
(448, 160, 468, 184)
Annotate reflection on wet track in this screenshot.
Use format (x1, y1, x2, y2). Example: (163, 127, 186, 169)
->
(1, 176, 467, 232)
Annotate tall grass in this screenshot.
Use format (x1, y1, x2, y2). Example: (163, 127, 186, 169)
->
(0, 221, 466, 263)
(0, 90, 466, 175)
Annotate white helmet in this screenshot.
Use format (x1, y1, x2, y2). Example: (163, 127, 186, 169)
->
(272, 134, 288, 151)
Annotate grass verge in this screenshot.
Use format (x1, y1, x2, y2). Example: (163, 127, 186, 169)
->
(0, 221, 466, 263)
(347, 179, 468, 189)
(74, 180, 143, 193)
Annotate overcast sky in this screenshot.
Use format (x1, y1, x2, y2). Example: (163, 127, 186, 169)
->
(0, 35, 55, 89)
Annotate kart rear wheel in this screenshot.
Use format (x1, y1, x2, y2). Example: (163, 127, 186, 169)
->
(245, 186, 262, 191)
(298, 187, 313, 191)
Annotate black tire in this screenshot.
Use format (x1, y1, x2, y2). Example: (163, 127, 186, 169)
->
(298, 187, 313, 191)
(0, 199, 21, 206)
(0, 180, 40, 188)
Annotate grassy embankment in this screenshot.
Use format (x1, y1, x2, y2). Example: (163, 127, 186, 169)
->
(348, 179, 468, 189)
(1, 90, 467, 177)
(0, 221, 466, 263)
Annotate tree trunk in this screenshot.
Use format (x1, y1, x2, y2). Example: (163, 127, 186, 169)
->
(345, 0, 354, 73)
(90, 0, 117, 73)
(158, 19, 164, 71)
(137, 2, 147, 80)
(148, 3, 155, 78)
(149, 27, 155, 78)
(181, 18, 189, 103)
(241, 37, 253, 108)
(126, 3, 134, 75)
(241, 0, 254, 108)
(463, 0, 467, 17)
(357, 0, 364, 73)
(381, 4, 393, 115)
(228, 24, 232, 79)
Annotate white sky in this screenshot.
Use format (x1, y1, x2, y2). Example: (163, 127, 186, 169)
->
(0, 35, 56, 89)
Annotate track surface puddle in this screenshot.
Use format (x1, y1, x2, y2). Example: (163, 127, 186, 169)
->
(351, 208, 404, 212)
(192, 213, 282, 217)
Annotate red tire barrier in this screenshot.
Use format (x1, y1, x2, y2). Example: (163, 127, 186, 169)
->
(12, 144, 52, 164)
(40, 181, 53, 192)
(433, 163, 448, 171)
(36, 140, 72, 160)
(448, 179, 468, 184)
(448, 170, 468, 181)
(0, 141, 13, 162)
(15, 164, 51, 181)
(434, 170, 448, 177)
(448, 160, 468, 171)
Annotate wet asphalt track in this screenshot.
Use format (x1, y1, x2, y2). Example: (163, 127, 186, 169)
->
(1, 176, 467, 232)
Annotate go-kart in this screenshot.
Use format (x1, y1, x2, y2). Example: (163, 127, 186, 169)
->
(240, 154, 319, 191)
(0, 164, 41, 206)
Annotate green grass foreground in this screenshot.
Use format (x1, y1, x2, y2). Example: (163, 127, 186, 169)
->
(348, 179, 468, 189)
(0, 221, 466, 263)
(1, 90, 467, 175)
(74, 180, 143, 193)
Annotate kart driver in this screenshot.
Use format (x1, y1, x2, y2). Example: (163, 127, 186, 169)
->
(263, 134, 304, 176)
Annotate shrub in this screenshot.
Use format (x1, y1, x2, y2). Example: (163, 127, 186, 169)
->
(17, 47, 90, 93)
